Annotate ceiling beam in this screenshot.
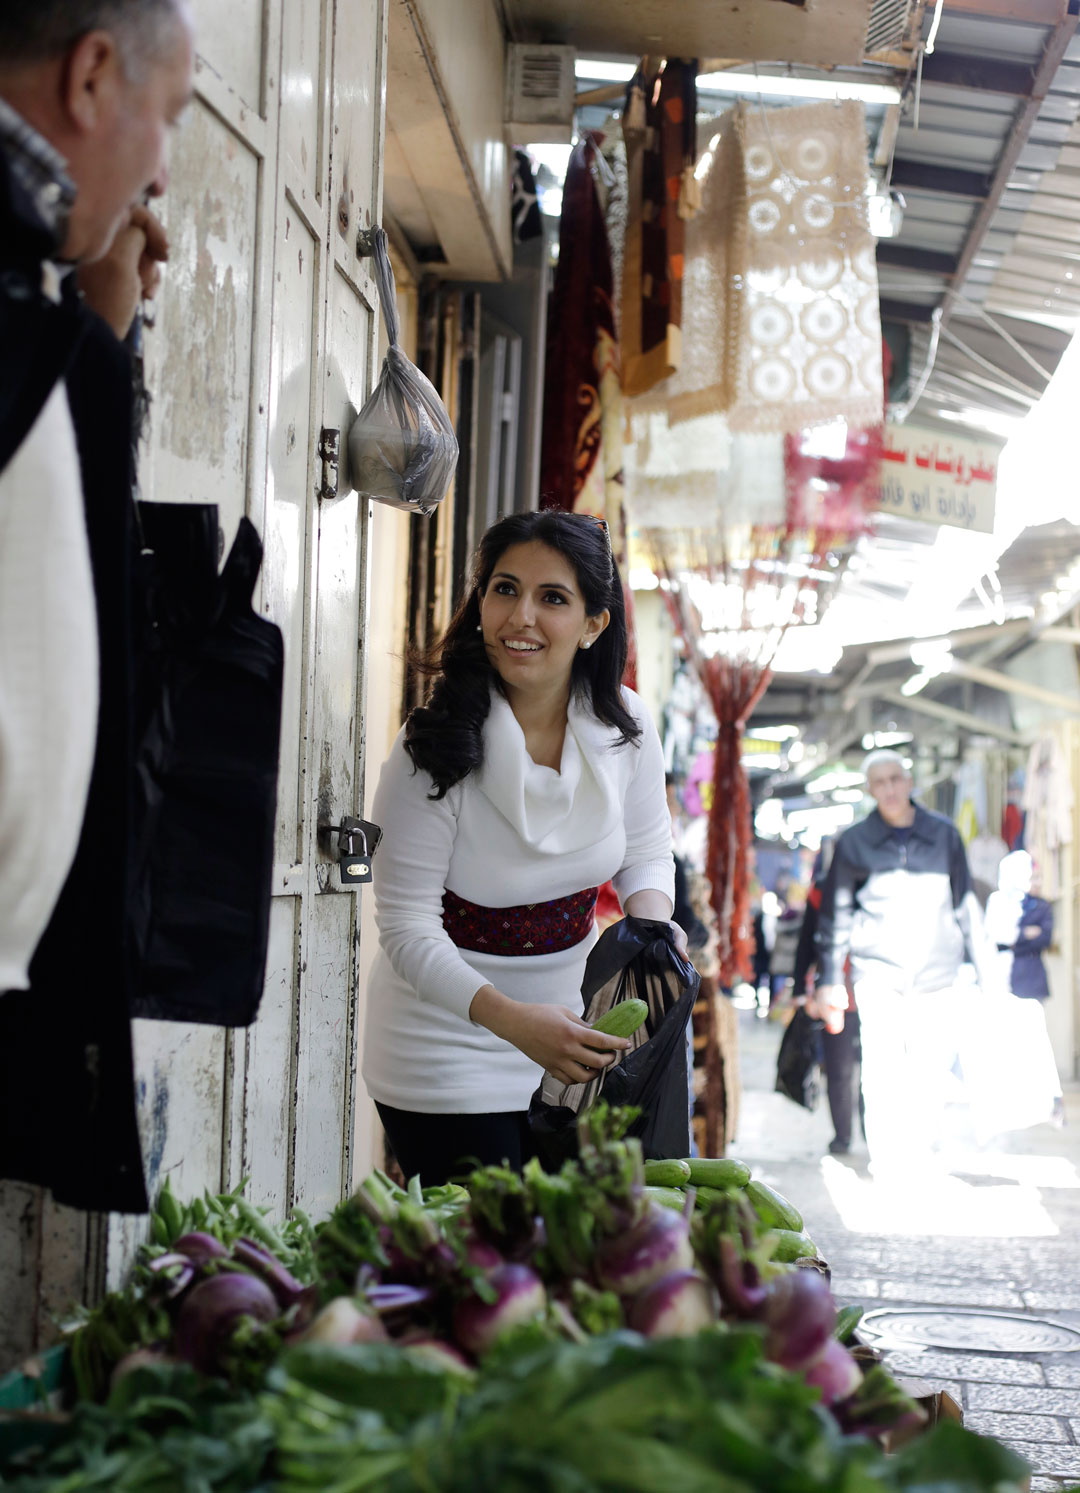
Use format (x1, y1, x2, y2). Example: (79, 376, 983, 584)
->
(940, 11, 1080, 336)
(877, 243, 960, 276)
(919, 51, 1036, 97)
(879, 297, 937, 324)
(948, 657, 1080, 714)
(942, 0, 1067, 20)
(876, 691, 1029, 745)
(890, 158, 991, 199)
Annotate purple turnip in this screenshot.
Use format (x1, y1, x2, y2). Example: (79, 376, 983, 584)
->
(803, 1339, 863, 1405)
(172, 1232, 228, 1268)
(627, 1270, 718, 1339)
(110, 1347, 176, 1386)
(762, 1269, 837, 1370)
(293, 1297, 388, 1346)
(452, 1262, 547, 1356)
(464, 1236, 504, 1273)
(401, 1336, 474, 1376)
(145, 1253, 196, 1298)
(714, 1235, 768, 1318)
(231, 1237, 306, 1308)
(365, 1281, 436, 1321)
(594, 1203, 694, 1298)
(173, 1272, 279, 1376)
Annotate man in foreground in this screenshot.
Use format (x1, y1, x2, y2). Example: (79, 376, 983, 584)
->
(0, 0, 194, 1211)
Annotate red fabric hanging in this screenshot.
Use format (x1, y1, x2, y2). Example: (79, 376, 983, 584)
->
(660, 569, 781, 987)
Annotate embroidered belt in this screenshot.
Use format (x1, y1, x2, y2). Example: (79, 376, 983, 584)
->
(442, 886, 599, 957)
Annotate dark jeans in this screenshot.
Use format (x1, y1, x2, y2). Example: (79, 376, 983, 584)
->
(375, 1102, 535, 1187)
(822, 1012, 863, 1149)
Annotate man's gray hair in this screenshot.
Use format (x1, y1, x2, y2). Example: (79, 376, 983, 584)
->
(860, 747, 912, 780)
(0, 1, 186, 76)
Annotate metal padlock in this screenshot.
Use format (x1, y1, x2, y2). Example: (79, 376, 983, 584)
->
(338, 824, 372, 887)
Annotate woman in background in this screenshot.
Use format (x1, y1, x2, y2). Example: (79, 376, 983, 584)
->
(985, 850, 1064, 1126)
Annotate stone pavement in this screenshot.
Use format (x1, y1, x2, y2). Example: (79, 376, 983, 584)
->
(732, 1006, 1080, 1491)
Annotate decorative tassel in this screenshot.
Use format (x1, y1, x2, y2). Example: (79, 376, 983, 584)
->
(677, 163, 702, 220)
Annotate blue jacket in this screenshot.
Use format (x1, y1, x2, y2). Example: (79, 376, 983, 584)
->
(999, 894, 1052, 1000)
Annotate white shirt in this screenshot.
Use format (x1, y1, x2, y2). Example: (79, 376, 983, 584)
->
(0, 380, 98, 991)
(362, 686, 674, 1113)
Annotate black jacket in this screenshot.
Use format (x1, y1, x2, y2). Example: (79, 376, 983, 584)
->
(816, 802, 988, 994)
(0, 149, 147, 1210)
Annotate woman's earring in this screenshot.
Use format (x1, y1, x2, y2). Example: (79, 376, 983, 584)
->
(476, 624, 482, 632)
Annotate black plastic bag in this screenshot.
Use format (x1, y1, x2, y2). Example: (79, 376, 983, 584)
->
(529, 917, 699, 1166)
(129, 503, 284, 1026)
(347, 227, 458, 514)
(775, 1006, 824, 1111)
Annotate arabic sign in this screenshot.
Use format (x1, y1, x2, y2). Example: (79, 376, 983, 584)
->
(876, 423, 999, 534)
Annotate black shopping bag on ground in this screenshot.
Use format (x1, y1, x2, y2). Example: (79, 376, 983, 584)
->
(529, 917, 699, 1166)
(775, 1006, 824, 1110)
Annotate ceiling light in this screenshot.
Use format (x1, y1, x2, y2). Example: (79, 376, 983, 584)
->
(900, 671, 930, 696)
(696, 72, 903, 105)
(575, 59, 637, 83)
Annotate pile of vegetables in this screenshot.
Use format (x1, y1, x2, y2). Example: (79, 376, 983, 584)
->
(0, 1109, 1038, 1492)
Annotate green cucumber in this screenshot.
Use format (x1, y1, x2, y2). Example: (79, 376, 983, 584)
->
(591, 999, 649, 1038)
(681, 1157, 752, 1189)
(693, 1186, 733, 1209)
(771, 1228, 818, 1262)
(643, 1158, 693, 1188)
(745, 1178, 803, 1233)
(645, 1185, 687, 1211)
(834, 1305, 864, 1343)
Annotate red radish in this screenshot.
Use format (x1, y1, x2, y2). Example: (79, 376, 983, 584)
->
(231, 1237, 306, 1308)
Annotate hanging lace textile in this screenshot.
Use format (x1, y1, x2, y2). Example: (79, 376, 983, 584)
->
(632, 99, 883, 436)
(621, 60, 698, 398)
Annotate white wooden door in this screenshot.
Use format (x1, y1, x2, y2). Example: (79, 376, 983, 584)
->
(0, 0, 388, 1350)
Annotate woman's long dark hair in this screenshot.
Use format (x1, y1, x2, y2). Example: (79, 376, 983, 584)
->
(405, 510, 640, 798)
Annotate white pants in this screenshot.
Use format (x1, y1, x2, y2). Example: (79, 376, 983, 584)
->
(852, 975, 965, 1176)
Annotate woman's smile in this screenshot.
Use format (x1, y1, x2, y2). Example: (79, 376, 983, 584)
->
(480, 540, 606, 698)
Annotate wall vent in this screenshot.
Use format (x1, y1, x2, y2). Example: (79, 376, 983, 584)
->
(866, 0, 915, 55)
(505, 43, 576, 144)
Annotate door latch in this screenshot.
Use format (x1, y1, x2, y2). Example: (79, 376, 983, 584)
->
(317, 426, 340, 501)
(323, 815, 382, 890)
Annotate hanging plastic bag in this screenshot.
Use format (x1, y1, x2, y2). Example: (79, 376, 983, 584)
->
(528, 917, 699, 1166)
(346, 227, 458, 514)
(775, 1005, 824, 1111)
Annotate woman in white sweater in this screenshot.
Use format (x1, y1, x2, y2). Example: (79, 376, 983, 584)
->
(362, 510, 680, 1183)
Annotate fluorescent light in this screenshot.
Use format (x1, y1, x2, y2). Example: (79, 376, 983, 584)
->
(572, 59, 903, 106)
(575, 59, 637, 83)
(696, 72, 902, 105)
(900, 671, 931, 696)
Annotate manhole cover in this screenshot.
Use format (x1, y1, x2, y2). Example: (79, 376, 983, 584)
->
(859, 1308, 1080, 1354)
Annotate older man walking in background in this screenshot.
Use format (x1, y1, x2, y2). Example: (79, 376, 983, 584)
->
(813, 749, 992, 1182)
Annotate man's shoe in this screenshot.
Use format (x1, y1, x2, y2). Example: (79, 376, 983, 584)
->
(828, 1137, 851, 1155)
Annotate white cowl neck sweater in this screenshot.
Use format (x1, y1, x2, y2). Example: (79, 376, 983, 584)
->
(362, 685, 674, 1114)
